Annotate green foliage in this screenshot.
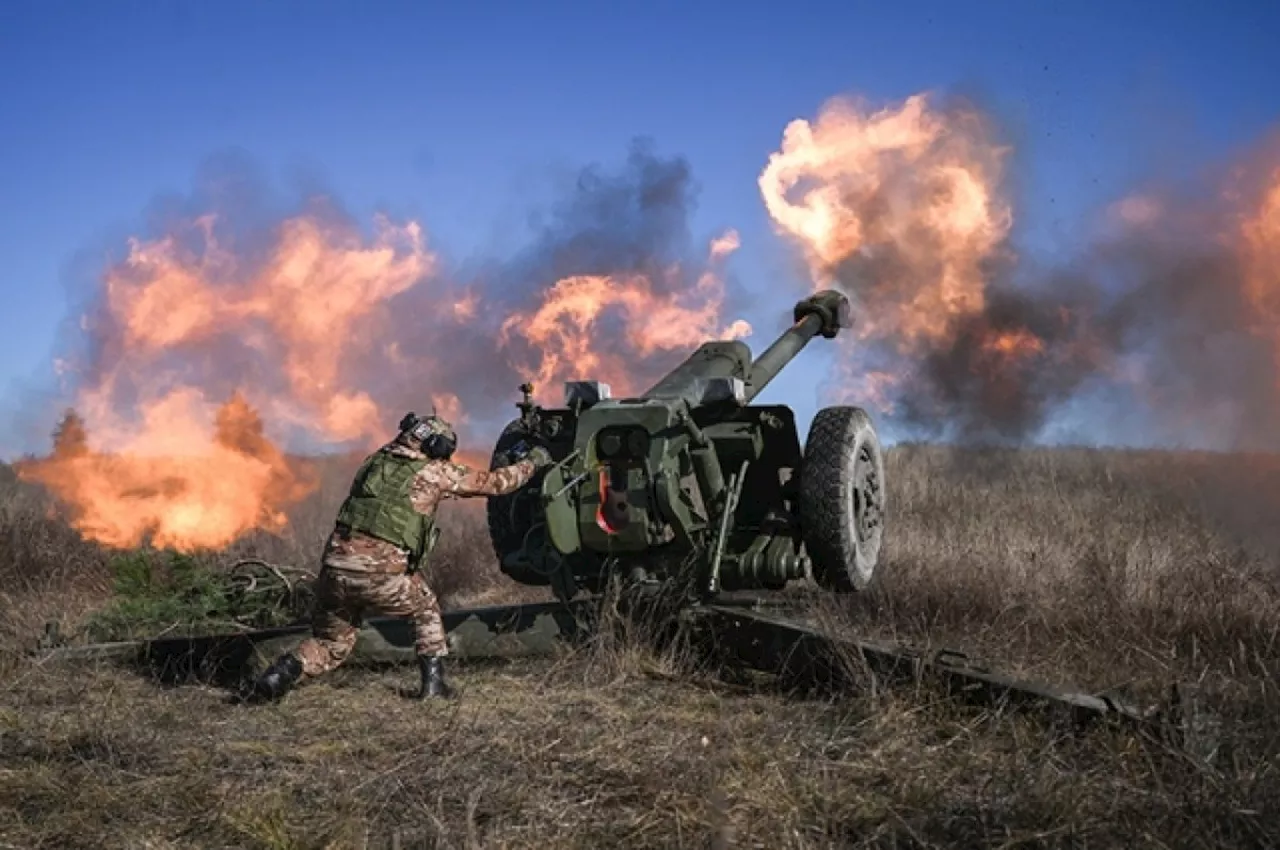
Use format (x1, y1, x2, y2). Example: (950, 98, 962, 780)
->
(85, 550, 310, 642)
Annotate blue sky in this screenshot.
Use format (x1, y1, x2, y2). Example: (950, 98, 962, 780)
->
(1, 0, 1277, 455)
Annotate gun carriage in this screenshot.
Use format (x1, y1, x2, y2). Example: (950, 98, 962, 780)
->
(487, 289, 886, 604)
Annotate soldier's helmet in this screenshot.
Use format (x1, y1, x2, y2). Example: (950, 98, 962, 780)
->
(398, 412, 457, 460)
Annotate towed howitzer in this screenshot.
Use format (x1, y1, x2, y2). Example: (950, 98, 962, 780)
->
(487, 289, 886, 602)
(29, 294, 1214, 756)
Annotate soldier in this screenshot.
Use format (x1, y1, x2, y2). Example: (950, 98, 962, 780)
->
(248, 412, 552, 702)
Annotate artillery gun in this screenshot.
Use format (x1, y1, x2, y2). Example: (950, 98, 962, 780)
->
(486, 289, 886, 603)
(33, 287, 1213, 753)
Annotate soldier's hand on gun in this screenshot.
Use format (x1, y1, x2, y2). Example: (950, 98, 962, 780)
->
(525, 446, 553, 468)
(505, 440, 553, 468)
(504, 440, 530, 465)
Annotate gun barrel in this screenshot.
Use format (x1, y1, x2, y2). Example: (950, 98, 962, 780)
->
(636, 289, 851, 408)
(641, 341, 753, 406)
(741, 312, 825, 403)
(742, 289, 851, 404)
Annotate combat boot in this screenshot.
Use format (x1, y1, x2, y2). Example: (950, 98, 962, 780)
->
(415, 654, 455, 699)
(250, 653, 303, 703)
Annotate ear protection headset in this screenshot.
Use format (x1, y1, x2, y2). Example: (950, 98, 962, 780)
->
(399, 412, 457, 460)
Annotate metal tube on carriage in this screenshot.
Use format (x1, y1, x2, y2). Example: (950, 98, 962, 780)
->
(741, 289, 851, 404)
(638, 289, 852, 409)
(640, 341, 754, 406)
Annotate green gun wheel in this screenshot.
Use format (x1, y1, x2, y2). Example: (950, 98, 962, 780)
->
(798, 406, 886, 592)
(487, 419, 552, 587)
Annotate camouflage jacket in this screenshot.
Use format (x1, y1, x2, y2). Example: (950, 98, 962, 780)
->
(322, 441, 537, 575)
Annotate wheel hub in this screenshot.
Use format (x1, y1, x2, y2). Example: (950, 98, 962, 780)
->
(850, 444, 882, 545)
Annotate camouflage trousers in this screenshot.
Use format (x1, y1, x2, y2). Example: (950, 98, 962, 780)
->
(294, 567, 448, 678)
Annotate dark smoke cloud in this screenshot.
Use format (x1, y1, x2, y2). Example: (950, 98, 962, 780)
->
(510, 137, 701, 280)
(371, 137, 753, 436)
(891, 283, 1112, 441)
(3, 139, 750, 459)
(835, 131, 1280, 452)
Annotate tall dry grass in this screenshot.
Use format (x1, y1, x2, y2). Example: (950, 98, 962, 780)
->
(4, 444, 1278, 673)
(837, 445, 1280, 693)
(0, 463, 112, 653)
(0, 452, 540, 667)
(2, 444, 1279, 847)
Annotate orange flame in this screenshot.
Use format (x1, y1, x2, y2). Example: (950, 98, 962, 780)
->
(18, 210, 441, 550)
(1238, 158, 1280, 384)
(758, 93, 1037, 406)
(980, 328, 1045, 361)
(17, 395, 316, 550)
(101, 212, 435, 441)
(497, 230, 752, 400)
(763, 94, 1280, 446)
(759, 93, 1012, 333)
(17, 205, 757, 550)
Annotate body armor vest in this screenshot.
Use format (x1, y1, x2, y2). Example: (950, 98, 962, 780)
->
(335, 450, 437, 566)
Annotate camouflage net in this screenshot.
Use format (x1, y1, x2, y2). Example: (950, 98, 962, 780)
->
(224, 558, 318, 627)
(75, 552, 320, 643)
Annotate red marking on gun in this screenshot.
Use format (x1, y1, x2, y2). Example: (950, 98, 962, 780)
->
(594, 466, 631, 534)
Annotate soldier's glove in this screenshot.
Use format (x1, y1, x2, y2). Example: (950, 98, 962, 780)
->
(504, 440, 532, 466)
(526, 446, 554, 469)
(503, 440, 552, 468)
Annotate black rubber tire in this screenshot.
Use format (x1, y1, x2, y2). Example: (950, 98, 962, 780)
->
(486, 419, 551, 587)
(798, 406, 886, 592)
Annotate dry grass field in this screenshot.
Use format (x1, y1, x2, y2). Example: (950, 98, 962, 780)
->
(1, 444, 1278, 849)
